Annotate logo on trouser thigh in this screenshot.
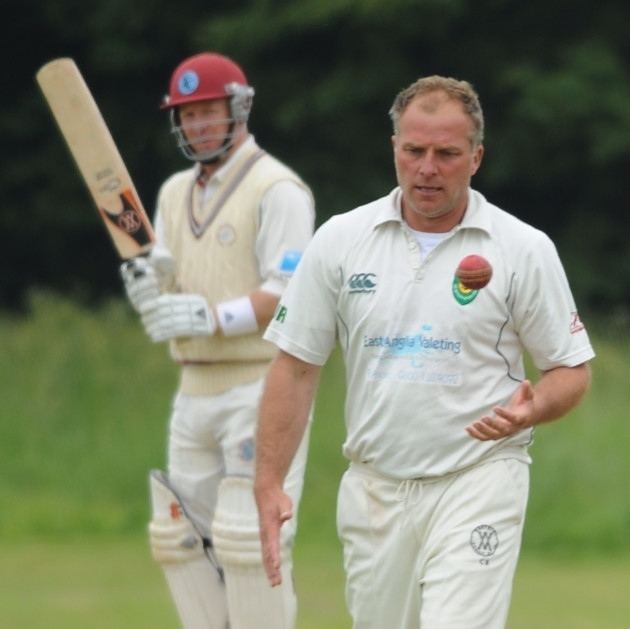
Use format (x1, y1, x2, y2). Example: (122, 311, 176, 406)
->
(470, 524, 499, 565)
(238, 437, 255, 462)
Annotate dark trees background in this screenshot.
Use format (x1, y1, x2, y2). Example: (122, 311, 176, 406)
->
(4, 0, 630, 314)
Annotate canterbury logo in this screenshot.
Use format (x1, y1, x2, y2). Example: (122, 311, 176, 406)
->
(348, 273, 377, 293)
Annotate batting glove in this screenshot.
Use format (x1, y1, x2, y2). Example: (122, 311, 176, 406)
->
(139, 293, 217, 342)
(120, 252, 177, 312)
(120, 257, 160, 312)
(149, 250, 177, 292)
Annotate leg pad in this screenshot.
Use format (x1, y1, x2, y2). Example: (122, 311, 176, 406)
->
(149, 470, 228, 629)
(212, 476, 297, 629)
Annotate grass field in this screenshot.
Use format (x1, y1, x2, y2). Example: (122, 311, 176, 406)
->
(2, 293, 630, 627)
(1, 538, 629, 628)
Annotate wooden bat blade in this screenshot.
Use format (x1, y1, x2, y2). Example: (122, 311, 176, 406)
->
(36, 58, 155, 259)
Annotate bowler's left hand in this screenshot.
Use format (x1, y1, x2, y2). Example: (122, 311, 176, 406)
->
(466, 379, 535, 441)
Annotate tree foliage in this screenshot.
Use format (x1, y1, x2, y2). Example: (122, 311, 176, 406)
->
(4, 0, 629, 313)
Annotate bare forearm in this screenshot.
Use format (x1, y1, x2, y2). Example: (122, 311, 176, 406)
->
(250, 290, 280, 329)
(255, 349, 320, 586)
(467, 362, 592, 441)
(255, 351, 320, 490)
(530, 363, 592, 426)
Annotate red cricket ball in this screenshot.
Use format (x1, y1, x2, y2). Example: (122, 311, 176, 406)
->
(456, 254, 493, 290)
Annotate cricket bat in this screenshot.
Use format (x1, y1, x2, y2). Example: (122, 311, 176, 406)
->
(36, 57, 155, 259)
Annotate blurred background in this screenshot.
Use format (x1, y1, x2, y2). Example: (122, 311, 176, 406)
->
(5, 0, 630, 314)
(2, 1, 629, 627)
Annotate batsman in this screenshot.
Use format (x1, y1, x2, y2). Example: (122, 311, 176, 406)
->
(120, 52, 314, 628)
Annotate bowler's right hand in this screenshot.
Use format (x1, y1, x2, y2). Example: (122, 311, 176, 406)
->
(255, 485, 294, 587)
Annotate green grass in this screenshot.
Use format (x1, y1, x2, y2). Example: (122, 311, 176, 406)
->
(1, 293, 630, 626)
(523, 331, 630, 553)
(509, 553, 630, 628)
(4, 293, 628, 551)
(1, 538, 628, 628)
(0, 292, 178, 538)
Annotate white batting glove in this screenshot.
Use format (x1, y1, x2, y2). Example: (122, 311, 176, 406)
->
(120, 257, 160, 312)
(149, 249, 177, 292)
(139, 294, 217, 342)
(120, 252, 177, 312)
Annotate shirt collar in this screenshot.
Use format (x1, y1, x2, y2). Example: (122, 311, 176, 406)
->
(372, 187, 492, 235)
(457, 189, 493, 234)
(372, 188, 405, 227)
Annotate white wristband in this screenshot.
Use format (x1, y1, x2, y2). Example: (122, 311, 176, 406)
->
(216, 296, 258, 337)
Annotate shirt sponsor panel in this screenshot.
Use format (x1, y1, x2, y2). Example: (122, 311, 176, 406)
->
(363, 323, 463, 386)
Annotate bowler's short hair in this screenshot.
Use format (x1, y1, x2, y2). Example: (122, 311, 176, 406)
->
(389, 76, 484, 146)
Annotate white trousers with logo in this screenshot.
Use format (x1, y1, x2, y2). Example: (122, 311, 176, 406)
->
(160, 377, 310, 629)
(337, 458, 529, 629)
(167, 377, 310, 541)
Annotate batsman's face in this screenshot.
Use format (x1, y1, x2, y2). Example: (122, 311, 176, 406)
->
(179, 99, 232, 155)
(392, 92, 483, 232)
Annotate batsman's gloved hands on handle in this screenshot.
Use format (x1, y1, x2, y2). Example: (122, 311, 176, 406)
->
(120, 257, 160, 312)
(120, 252, 177, 312)
(139, 293, 217, 342)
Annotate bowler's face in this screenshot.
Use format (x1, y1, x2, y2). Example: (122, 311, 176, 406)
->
(392, 92, 483, 232)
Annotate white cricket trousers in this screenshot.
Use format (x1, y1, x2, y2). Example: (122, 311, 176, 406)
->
(167, 377, 309, 541)
(337, 458, 529, 629)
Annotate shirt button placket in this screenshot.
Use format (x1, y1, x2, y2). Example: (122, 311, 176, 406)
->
(405, 231, 423, 282)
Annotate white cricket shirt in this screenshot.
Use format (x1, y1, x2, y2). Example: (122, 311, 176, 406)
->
(265, 188, 595, 479)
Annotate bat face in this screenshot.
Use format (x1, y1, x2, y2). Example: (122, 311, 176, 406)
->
(36, 58, 155, 259)
(101, 190, 155, 250)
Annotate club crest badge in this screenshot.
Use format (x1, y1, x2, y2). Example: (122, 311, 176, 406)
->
(470, 524, 499, 565)
(178, 70, 199, 95)
(452, 275, 479, 305)
(216, 223, 236, 246)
